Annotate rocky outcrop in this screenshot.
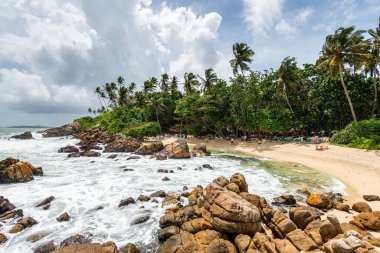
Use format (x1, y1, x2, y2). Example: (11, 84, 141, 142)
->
(191, 143, 211, 157)
(0, 157, 43, 184)
(153, 140, 191, 160)
(353, 211, 380, 231)
(289, 206, 321, 229)
(39, 122, 81, 137)
(77, 126, 114, 146)
(104, 136, 141, 152)
(11, 131, 33, 139)
(135, 141, 164, 155)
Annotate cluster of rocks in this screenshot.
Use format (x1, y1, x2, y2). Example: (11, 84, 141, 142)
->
(11, 131, 33, 140)
(0, 157, 43, 184)
(157, 173, 380, 253)
(191, 143, 211, 157)
(38, 122, 81, 138)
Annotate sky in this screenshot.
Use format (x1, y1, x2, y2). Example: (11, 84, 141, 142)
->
(0, 0, 379, 127)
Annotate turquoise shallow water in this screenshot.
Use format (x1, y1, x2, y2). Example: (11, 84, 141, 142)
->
(0, 129, 345, 252)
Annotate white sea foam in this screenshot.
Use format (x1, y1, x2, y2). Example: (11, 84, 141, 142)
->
(0, 131, 345, 252)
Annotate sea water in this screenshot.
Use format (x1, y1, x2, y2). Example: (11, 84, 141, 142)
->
(0, 128, 345, 252)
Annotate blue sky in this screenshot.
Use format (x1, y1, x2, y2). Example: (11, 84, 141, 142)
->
(0, 0, 379, 126)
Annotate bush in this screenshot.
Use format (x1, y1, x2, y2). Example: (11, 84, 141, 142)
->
(347, 135, 380, 150)
(123, 122, 161, 138)
(75, 116, 95, 131)
(330, 119, 380, 144)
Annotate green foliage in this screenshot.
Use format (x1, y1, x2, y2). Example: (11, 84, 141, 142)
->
(330, 119, 380, 145)
(347, 135, 380, 149)
(123, 122, 161, 138)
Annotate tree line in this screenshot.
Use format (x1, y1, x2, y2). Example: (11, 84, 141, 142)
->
(87, 19, 380, 137)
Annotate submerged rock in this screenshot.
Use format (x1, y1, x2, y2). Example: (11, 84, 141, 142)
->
(11, 131, 33, 139)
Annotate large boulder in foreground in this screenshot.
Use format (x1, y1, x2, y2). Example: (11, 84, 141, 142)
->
(11, 131, 33, 139)
(104, 136, 141, 153)
(135, 141, 164, 155)
(39, 122, 81, 137)
(153, 139, 191, 160)
(0, 157, 43, 184)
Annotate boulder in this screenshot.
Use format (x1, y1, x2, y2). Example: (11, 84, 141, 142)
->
(0, 209, 23, 221)
(60, 234, 91, 247)
(135, 141, 164, 155)
(0, 157, 43, 183)
(36, 196, 55, 207)
(82, 150, 101, 157)
(150, 190, 167, 198)
(104, 137, 141, 152)
(207, 239, 237, 253)
(118, 197, 136, 207)
(269, 210, 298, 238)
(39, 122, 81, 137)
(230, 173, 248, 193)
(53, 242, 117, 253)
(353, 211, 380, 231)
(159, 206, 196, 228)
(9, 217, 38, 233)
(126, 155, 140, 160)
(306, 193, 333, 209)
(334, 202, 350, 213)
(137, 195, 151, 202)
(286, 229, 318, 251)
(235, 234, 258, 253)
(213, 176, 229, 187)
(11, 131, 33, 139)
(0, 196, 15, 215)
(34, 240, 56, 253)
(181, 218, 213, 233)
(58, 146, 79, 153)
(363, 195, 380, 202)
(323, 231, 367, 253)
(352, 202, 372, 213)
(202, 183, 261, 235)
(131, 213, 151, 225)
(162, 193, 180, 207)
(119, 243, 140, 253)
(153, 140, 191, 159)
(107, 154, 117, 159)
(274, 239, 299, 253)
(57, 212, 70, 222)
(158, 226, 180, 241)
(273, 194, 297, 206)
(289, 206, 321, 230)
(0, 233, 7, 244)
(191, 143, 211, 157)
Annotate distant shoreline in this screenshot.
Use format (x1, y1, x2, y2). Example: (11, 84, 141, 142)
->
(5, 126, 50, 129)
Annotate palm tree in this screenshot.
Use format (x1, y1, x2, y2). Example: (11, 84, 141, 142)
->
(316, 26, 368, 121)
(134, 91, 145, 108)
(148, 96, 165, 133)
(368, 18, 380, 117)
(160, 73, 170, 94)
(198, 68, 217, 92)
(230, 43, 255, 76)
(170, 76, 179, 95)
(278, 57, 299, 112)
(183, 72, 199, 95)
(143, 77, 157, 95)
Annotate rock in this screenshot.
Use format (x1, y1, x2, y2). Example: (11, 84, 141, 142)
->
(127, 155, 140, 160)
(353, 211, 380, 231)
(135, 141, 164, 155)
(104, 137, 141, 152)
(235, 234, 257, 253)
(0, 157, 43, 184)
(159, 206, 196, 228)
(107, 154, 117, 159)
(157, 169, 169, 173)
(11, 131, 33, 139)
(363, 195, 380, 202)
(34, 240, 56, 253)
(162, 176, 170, 181)
(202, 164, 213, 170)
(68, 152, 82, 158)
(319, 218, 340, 242)
(39, 122, 81, 137)
(36, 196, 55, 207)
(82, 150, 101, 157)
(273, 194, 297, 206)
(119, 243, 140, 253)
(0, 196, 15, 214)
(131, 213, 151, 225)
(286, 229, 318, 251)
(274, 239, 299, 253)
(230, 173, 248, 193)
(0, 233, 7, 244)
(323, 232, 367, 253)
(59, 234, 92, 247)
(57, 212, 70, 222)
(137, 195, 150, 202)
(181, 218, 213, 233)
(226, 182, 240, 193)
(352, 202, 372, 213)
(213, 176, 229, 187)
(269, 210, 298, 238)
(289, 206, 321, 230)
(334, 202, 350, 213)
(162, 193, 180, 207)
(58, 146, 79, 153)
(304, 220, 324, 246)
(123, 169, 134, 172)
(306, 193, 333, 209)
(153, 140, 191, 160)
(158, 226, 180, 241)
(9, 217, 38, 233)
(150, 190, 166, 198)
(33, 167, 44, 176)
(118, 197, 136, 207)
(207, 239, 237, 253)
(27, 233, 49, 242)
(0, 209, 23, 221)
(191, 143, 211, 157)
(54, 242, 117, 253)
(202, 183, 261, 235)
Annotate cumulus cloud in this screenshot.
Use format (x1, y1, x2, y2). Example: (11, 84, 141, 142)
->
(0, 0, 227, 118)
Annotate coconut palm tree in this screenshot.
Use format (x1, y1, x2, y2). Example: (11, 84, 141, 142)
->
(198, 68, 218, 92)
(160, 73, 170, 94)
(134, 91, 145, 108)
(143, 77, 157, 95)
(183, 72, 199, 95)
(230, 43, 255, 76)
(368, 18, 380, 117)
(148, 96, 165, 133)
(278, 57, 299, 112)
(316, 26, 368, 121)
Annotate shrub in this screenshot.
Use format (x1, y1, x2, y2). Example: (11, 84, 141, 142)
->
(330, 119, 380, 144)
(123, 122, 161, 138)
(347, 135, 380, 150)
(75, 116, 95, 131)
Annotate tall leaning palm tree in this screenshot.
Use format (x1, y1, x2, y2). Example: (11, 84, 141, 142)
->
(368, 18, 380, 117)
(198, 68, 217, 92)
(316, 26, 368, 121)
(183, 72, 199, 95)
(278, 57, 299, 112)
(229, 43, 255, 76)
